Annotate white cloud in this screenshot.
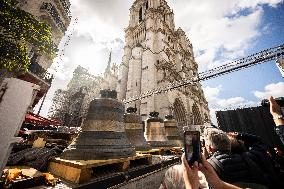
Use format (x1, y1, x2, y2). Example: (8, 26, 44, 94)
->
(254, 82, 284, 99)
(70, 0, 132, 44)
(203, 85, 222, 103)
(217, 97, 245, 108)
(203, 85, 257, 108)
(203, 85, 258, 124)
(167, 0, 283, 71)
(216, 96, 257, 108)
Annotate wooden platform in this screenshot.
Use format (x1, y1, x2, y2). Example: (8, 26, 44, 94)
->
(48, 153, 152, 184)
(137, 147, 182, 155)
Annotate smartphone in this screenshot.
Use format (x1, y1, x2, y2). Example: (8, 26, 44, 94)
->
(184, 131, 201, 166)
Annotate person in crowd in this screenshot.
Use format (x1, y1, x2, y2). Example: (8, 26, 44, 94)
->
(182, 153, 242, 189)
(269, 96, 284, 144)
(159, 156, 209, 189)
(204, 128, 269, 188)
(268, 96, 284, 179)
(160, 128, 269, 189)
(228, 131, 284, 188)
(159, 152, 242, 189)
(160, 96, 283, 189)
(226, 133, 246, 154)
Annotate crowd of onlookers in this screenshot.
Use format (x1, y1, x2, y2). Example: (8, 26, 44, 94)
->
(160, 96, 284, 189)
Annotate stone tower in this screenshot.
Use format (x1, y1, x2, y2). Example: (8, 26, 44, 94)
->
(117, 0, 210, 130)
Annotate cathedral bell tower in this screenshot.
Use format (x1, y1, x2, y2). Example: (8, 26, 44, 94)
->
(118, 0, 210, 129)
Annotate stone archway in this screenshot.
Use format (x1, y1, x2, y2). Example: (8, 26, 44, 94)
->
(173, 98, 187, 126)
(192, 103, 202, 125)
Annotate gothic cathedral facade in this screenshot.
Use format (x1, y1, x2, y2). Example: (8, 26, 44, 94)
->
(117, 0, 210, 128)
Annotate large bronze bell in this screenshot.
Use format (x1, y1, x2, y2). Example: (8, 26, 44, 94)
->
(144, 111, 174, 148)
(124, 107, 151, 151)
(61, 90, 135, 160)
(164, 115, 183, 147)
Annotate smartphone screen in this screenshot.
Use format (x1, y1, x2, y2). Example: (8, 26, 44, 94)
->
(184, 131, 201, 165)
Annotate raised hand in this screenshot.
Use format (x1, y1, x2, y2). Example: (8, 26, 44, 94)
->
(181, 154, 200, 189)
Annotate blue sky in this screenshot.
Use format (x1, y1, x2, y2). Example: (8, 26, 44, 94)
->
(34, 0, 284, 124)
(201, 2, 284, 119)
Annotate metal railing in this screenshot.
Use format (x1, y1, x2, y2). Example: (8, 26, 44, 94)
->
(40, 2, 66, 32)
(28, 61, 53, 84)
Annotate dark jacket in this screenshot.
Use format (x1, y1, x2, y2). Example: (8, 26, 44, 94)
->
(208, 151, 263, 184)
(208, 133, 284, 188)
(275, 125, 284, 145)
(238, 133, 284, 188)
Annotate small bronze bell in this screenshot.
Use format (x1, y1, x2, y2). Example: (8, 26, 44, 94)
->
(144, 111, 174, 148)
(164, 115, 183, 147)
(124, 107, 151, 151)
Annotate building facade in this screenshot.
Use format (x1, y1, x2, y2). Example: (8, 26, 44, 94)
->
(117, 0, 210, 128)
(48, 53, 119, 127)
(16, 0, 71, 106)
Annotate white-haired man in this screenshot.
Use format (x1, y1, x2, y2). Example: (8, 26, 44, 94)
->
(204, 128, 271, 188)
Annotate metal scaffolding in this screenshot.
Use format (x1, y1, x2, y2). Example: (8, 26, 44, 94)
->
(124, 43, 284, 104)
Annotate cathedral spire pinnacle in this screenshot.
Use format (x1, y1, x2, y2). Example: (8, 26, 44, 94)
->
(107, 50, 112, 71)
(105, 50, 112, 75)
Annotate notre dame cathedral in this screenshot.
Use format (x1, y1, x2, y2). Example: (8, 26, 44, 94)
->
(49, 0, 210, 128)
(117, 0, 210, 128)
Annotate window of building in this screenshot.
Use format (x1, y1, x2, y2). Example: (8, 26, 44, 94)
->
(30, 53, 38, 64)
(28, 49, 35, 59)
(146, 1, 149, 9)
(139, 7, 143, 22)
(142, 66, 148, 70)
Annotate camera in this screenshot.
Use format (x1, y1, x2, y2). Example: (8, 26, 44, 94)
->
(261, 97, 284, 107)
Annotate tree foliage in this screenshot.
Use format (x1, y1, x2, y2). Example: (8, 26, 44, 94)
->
(0, 0, 57, 73)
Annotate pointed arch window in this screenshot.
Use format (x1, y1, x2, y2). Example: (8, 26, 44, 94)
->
(173, 98, 187, 124)
(192, 103, 202, 125)
(139, 7, 143, 22)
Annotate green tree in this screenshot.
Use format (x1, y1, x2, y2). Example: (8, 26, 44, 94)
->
(0, 0, 57, 75)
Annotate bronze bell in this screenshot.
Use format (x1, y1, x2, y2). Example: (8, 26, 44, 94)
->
(124, 107, 151, 151)
(164, 115, 183, 147)
(61, 90, 135, 160)
(144, 111, 174, 148)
